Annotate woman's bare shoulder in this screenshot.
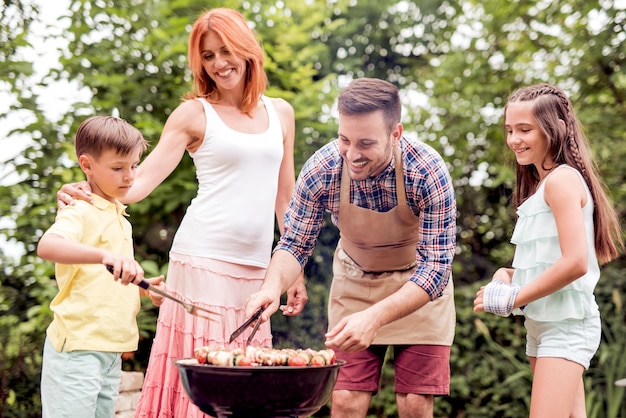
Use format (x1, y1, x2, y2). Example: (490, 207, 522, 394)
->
(161, 99, 207, 148)
(171, 98, 205, 118)
(267, 96, 294, 117)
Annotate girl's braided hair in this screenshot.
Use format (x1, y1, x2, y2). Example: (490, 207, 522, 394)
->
(505, 83, 623, 264)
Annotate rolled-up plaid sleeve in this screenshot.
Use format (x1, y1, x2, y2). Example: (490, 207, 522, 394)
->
(407, 147, 456, 299)
(274, 149, 334, 268)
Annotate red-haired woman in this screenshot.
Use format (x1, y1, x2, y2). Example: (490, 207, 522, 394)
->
(134, 8, 306, 417)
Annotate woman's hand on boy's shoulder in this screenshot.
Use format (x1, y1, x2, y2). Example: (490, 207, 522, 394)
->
(57, 180, 94, 208)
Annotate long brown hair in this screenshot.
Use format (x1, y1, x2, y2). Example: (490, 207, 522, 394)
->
(185, 8, 267, 115)
(504, 83, 623, 264)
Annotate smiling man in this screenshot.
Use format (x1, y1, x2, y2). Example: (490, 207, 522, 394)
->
(245, 78, 457, 418)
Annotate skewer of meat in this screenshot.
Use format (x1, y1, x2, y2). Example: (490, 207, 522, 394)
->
(195, 346, 336, 367)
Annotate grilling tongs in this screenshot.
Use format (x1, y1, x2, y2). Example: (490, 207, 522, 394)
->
(229, 307, 264, 345)
(106, 265, 219, 322)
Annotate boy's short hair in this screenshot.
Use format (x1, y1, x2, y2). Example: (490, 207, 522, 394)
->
(75, 116, 148, 159)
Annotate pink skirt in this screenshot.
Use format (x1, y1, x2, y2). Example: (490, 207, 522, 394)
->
(134, 252, 272, 418)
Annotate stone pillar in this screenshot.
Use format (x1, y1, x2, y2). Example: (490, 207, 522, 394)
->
(115, 371, 144, 418)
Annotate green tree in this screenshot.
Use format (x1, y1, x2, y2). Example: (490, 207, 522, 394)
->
(0, 0, 63, 414)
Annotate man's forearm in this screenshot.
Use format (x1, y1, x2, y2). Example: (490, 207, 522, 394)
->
(367, 281, 431, 329)
(262, 249, 303, 294)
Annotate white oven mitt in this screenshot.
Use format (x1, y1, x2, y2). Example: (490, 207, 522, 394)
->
(483, 280, 521, 317)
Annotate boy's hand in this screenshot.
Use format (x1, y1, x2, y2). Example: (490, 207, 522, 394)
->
(103, 256, 144, 286)
(145, 276, 166, 307)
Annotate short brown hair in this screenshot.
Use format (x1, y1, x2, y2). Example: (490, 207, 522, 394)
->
(337, 78, 401, 134)
(75, 116, 148, 159)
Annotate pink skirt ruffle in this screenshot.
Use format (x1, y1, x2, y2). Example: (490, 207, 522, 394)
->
(134, 252, 272, 418)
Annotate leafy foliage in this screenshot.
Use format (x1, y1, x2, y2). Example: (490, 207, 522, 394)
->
(585, 266, 626, 418)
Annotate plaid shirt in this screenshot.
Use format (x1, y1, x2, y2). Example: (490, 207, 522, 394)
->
(276, 137, 456, 299)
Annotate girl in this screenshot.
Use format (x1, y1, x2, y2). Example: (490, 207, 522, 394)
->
(473, 83, 623, 417)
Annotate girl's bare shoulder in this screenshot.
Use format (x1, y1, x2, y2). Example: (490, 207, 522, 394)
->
(544, 166, 586, 204)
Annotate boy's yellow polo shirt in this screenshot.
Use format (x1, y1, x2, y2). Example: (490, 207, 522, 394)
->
(43, 195, 141, 353)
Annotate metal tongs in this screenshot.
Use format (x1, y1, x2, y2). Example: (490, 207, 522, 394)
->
(106, 265, 219, 322)
(228, 307, 264, 345)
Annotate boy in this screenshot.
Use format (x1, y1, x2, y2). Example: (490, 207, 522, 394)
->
(37, 115, 164, 418)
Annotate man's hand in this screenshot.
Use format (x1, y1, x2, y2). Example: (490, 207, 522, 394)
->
(244, 286, 282, 324)
(324, 310, 379, 352)
(280, 272, 308, 316)
(57, 181, 93, 208)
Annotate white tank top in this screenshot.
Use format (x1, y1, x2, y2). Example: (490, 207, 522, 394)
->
(171, 96, 284, 267)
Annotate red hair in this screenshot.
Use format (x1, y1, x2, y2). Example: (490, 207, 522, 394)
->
(185, 8, 267, 115)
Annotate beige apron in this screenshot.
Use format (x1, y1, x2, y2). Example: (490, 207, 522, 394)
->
(328, 146, 455, 345)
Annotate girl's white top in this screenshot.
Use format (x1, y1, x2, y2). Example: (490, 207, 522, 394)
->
(171, 96, 284, 268)
(511, 164, 600, 321)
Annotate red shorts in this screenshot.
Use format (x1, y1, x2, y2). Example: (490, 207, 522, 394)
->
(334, 345, 450, 395)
